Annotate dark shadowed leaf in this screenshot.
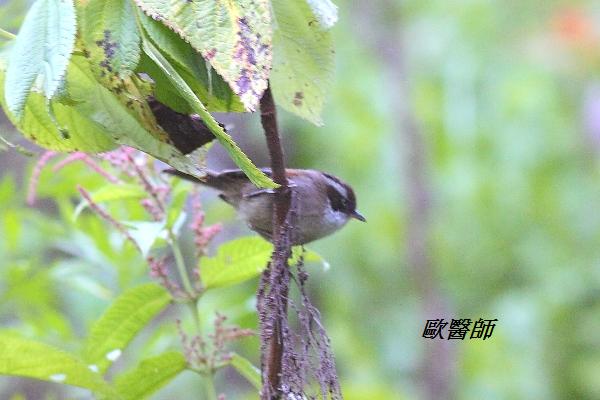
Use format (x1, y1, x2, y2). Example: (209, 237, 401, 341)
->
(141, 38, 277, 188)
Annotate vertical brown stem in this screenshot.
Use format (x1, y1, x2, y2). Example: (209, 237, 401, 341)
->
(259, 85, 292, 399)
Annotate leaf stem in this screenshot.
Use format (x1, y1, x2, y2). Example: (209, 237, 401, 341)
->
(0, 28, 16, 40)
(169, 230, 196, 299)
(204, 375, 218, 400)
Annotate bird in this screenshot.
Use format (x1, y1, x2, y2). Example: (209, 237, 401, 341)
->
(164, 168, 365, 245)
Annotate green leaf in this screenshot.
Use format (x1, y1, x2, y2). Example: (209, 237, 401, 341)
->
(74, 184, 147, 219)
(201, 237, 272, 289)
(229, 353, 261, 390)
(65, 55, 206, 175)
(0, 333, 117, 397)
(0, 62, 116, 152)
(115, 351, 187, 400)
(138, 12, 244, 113)
(306, 0, 338, 29)
(83, 283, 171, 374)
(271, 0, 334, 125)
(5, 0, 76, 118)
(134, 0, 272, 111)
(122, 220, 166, 257)
(141, 38, 277, 189)
(290, 246, 330, 270)
(80, 0, 141, 77)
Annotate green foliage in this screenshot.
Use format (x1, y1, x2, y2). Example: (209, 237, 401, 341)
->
(0, 333, 117, 397)
(115, 351, 187, 400)
(271, 0, 334, 126)
(0, 71, 116, 152)
(201, 237, 273, 290)
(80, 0, 141, 77)
(74, 184, 148, 218)
(1, 0, 339, 189)
(141, 38, 277, 188)
(83, 283, 171, 374)
(138, 12, 244, 113)
(4, 0, 76, 118)
(134, 0, 272, 111)
(229, 353, 261, 390)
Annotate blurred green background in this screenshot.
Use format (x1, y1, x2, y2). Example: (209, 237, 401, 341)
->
(2, 0, 600, 399)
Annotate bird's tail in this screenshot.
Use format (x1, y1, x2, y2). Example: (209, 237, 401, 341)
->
(162, 169, 227, 190)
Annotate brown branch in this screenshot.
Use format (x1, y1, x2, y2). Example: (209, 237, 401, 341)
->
(259, 85, 292, 399)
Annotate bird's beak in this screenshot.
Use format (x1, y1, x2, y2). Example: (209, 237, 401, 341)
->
(351, 210, 366, 222)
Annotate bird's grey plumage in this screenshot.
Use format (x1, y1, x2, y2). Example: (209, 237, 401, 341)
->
(164, 168, 363, 245)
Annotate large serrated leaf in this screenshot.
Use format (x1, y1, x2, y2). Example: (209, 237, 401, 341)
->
(5, 0, 76, 118)
(80, 0, 141, 78)
(271, 0, 334, 126)
(83, 283, 171, 374)
(201, 237, 272, 289)
(141, 38, 277, 189)
(0, 333, 118, 398)
(0, 62, 117, 152)
(138, 12, 244, 113)
(115, 351, 187, 400)
(66, 55, 206, 175)
(134, 0, 272, 111)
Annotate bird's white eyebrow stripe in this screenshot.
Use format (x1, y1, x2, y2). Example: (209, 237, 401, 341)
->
(324, 176, 347, 198)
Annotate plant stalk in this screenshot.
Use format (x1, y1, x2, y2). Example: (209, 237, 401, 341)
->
(0, 28, 16, 40)
(259, 85, 292, 399)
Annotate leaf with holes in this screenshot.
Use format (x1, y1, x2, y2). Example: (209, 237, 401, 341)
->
(83, 283, 171, 374)
(271, 0, 334, 126)
(134, 0, 272, 111)
(0, 333, 117, 397)
(4, 0, 76, 119)
(115, 351, 187, 400)
(80, 0, 141, 78)
(201, 237, 273, 289)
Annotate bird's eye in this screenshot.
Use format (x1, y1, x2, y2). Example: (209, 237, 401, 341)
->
(326, 184, 346, 212)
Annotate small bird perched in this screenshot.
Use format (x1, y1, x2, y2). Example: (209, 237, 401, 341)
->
(164, 168, 365, 245)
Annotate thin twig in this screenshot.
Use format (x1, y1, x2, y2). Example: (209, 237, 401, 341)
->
(0, 28, 16, 41)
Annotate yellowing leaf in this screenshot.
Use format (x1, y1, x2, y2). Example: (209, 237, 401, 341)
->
(271, 0, 334, 125)
(66, 55, 206, 175)
(0, 61, 116, 152)
(134, 0, 273, 111)
(138, 12, 244, 113)
(80, 0, 141, 77)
